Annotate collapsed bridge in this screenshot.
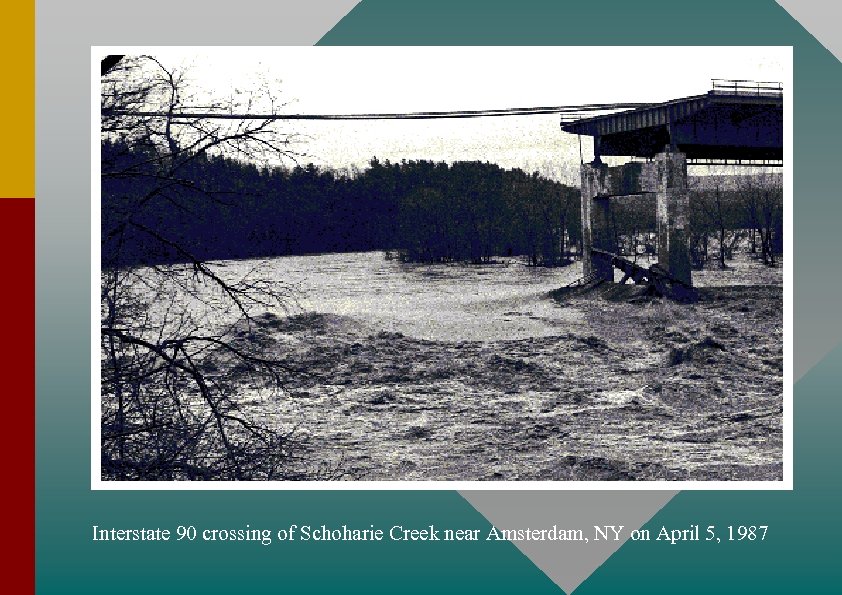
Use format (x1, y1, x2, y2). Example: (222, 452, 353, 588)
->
(560, 79, 783, 296)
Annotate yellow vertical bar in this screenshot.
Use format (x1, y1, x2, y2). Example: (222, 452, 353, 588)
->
(1, 1, 35, 198)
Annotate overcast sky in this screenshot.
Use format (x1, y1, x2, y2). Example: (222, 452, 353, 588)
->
(108, 46, 791, 184)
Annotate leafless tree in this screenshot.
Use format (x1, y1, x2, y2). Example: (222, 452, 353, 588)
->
(693, 174, 741, 269)
(100, 55, 333, 480)
(739, 171, 783, 266)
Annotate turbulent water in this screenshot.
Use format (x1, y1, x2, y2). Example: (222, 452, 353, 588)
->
(259, 252, 584, 341)
(184, 251, 785, 482)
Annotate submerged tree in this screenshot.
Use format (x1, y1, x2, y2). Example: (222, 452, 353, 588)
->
(688, 170, 783, 270)
(739, 171, 783, 266)
(100, 55, 324, 480)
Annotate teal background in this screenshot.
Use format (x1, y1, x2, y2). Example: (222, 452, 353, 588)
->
(36, 1, 838, 593)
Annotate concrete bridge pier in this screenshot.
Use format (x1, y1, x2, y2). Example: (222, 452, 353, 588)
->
(653, 150, 692, 286)
(563, 83, 783, 291)
(580, 160, 614, 282)
(579, 150, 692, 288)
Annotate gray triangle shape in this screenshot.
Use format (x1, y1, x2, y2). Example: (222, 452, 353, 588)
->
(75, 0, 362, 45)
(777, 1, 842, 64)
(459, 491, 677, 594)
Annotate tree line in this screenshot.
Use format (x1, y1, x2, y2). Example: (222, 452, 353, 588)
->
(102, 141, 583, 269)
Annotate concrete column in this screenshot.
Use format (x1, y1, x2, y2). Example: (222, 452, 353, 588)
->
(580, 161, 613, 282)
(654, 150, 692, 286)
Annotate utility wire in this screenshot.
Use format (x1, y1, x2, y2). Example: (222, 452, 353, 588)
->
(103, 102, 651, 122)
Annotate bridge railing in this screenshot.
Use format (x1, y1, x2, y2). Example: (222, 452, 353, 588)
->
(710, 79, 783, 97)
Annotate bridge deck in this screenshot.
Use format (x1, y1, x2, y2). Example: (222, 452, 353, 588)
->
(560, 86, 783, 160)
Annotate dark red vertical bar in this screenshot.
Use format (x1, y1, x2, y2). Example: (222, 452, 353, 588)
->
(0, 198, 34, 592)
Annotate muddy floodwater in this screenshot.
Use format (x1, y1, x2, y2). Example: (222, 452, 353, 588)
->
(218, 251, 783, 482)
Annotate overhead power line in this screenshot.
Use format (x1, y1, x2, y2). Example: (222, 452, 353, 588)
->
(102, 102, 651, 122)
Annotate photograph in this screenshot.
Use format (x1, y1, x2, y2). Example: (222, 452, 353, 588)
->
(96, 46, 789, 484)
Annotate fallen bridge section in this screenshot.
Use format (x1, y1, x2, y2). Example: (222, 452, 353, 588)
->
(590, 248, 697, 302)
